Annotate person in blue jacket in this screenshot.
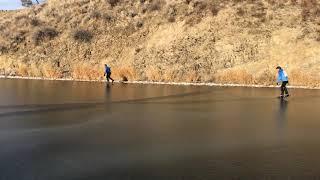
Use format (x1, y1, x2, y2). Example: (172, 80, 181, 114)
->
(104, 64, 114, 84)
(276, 66, 289, 97)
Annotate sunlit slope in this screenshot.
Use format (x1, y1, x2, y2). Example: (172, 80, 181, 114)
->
(0, 0, 320, 86)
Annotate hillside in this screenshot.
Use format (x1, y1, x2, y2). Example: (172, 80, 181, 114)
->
(0, 0, 320, 86)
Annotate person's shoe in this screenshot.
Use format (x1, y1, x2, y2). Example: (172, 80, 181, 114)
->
(112, 80, 114, 84)
(285, 94, 290, 97)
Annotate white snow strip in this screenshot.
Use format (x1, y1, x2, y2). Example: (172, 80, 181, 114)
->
(0, 75, 319, 90)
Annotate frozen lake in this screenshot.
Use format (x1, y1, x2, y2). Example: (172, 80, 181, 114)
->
(1, 79, 320, 179)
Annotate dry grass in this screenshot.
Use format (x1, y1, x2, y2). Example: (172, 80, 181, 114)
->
(1, 57, 63, 78)
(0, 45, 7, 54)
(30, 18, 41, 26)
(208, 4, 219, 16)
(148, 0, 166, 11)
(145, 66, 161, 81)
(107, 0, 119, 7)
(89, 11, 101, 19)
(184, 71, 201, 82)
(255, 68, 276, 85)
(33, 27, 59, 45)
(214, 69, 255, 84)
(71, 63, 101, 80)
(16, 63, 29, 76)
(112, 66, 137, 81)
(185, 15, 202, 26)
(162, 69, 176, 82)
(29, 63, 43, 77)
(289, 68, 320, 87)
(73, 29, 93, 43)
(1, 0, 320, 88)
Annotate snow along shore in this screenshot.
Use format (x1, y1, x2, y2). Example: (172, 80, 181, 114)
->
(0, 75, 319, 90)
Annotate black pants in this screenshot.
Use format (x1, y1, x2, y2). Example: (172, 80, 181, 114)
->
(106, 73, 114, 82)
(281, 81, 289, 96)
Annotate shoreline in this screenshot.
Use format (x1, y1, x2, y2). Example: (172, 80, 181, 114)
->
(0, 75, 319, 90)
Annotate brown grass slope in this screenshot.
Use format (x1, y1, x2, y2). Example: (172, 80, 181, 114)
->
(1, 0, 320, 86)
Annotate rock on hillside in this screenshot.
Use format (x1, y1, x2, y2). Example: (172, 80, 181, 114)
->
(0, 0, 320, 86)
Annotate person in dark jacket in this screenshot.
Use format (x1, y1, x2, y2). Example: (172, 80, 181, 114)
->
(276, 66, 289, 98)
(104, 64, 114, 84)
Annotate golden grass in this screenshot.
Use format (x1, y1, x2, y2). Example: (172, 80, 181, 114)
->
(112, 66, 137, 81)
(214, 69, 255, 84)
(1, 0, 320, 89)
(40, 63, 62, 78)
(3, 55, 320, 88)
(145, 66, 161, 81)
(29, 63, 42, 77)
(254, 68, 277, 85)
(289, 68, 320, 87)
(184, 71, 201, 83)
(162, 69, 176, 82)
(16, 63, 29, 76)
(71, 63, 101, 80)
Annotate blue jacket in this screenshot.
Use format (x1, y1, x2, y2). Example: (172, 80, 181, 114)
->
(105, 66, 111, 74)
(277, 69, 288, 82)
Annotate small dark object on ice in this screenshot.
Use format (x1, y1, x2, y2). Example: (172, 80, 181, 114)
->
(278, 94, 290, 99)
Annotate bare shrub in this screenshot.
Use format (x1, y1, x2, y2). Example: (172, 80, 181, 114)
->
(107, 0, 119, 7)
(30, 18, 40, 26)
(185, 15, 202, 26)
(0, 45, 7, 54)
(11, 31, 26, 45)
(236, 7, 245, 16)
(193, 1, 207, 11)
(136, 21, 143, 28)
(209, 5, 219, 16)
(33, 27, 59, 45)
(185, 0, 192, 4)
(0, 25, 5, 32)
(300, 0, 318, 20)
(149, 4, 160, 11)
(90, 11, 101, 19)
(73, 29, 93, 43)
(166, 6, 176, 22)
(148, 0, 165, 11)
(250, 2, 266, 18)
(302, 8, 310, 21)
(167, 16, 175, 22)
(103, 13, 113, 22)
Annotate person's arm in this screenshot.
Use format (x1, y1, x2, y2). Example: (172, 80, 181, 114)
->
(276, 73, 281, 85)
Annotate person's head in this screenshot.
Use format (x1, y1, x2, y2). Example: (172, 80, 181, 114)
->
(276, 66, 282, 71)
(105, 64, 108, 67)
